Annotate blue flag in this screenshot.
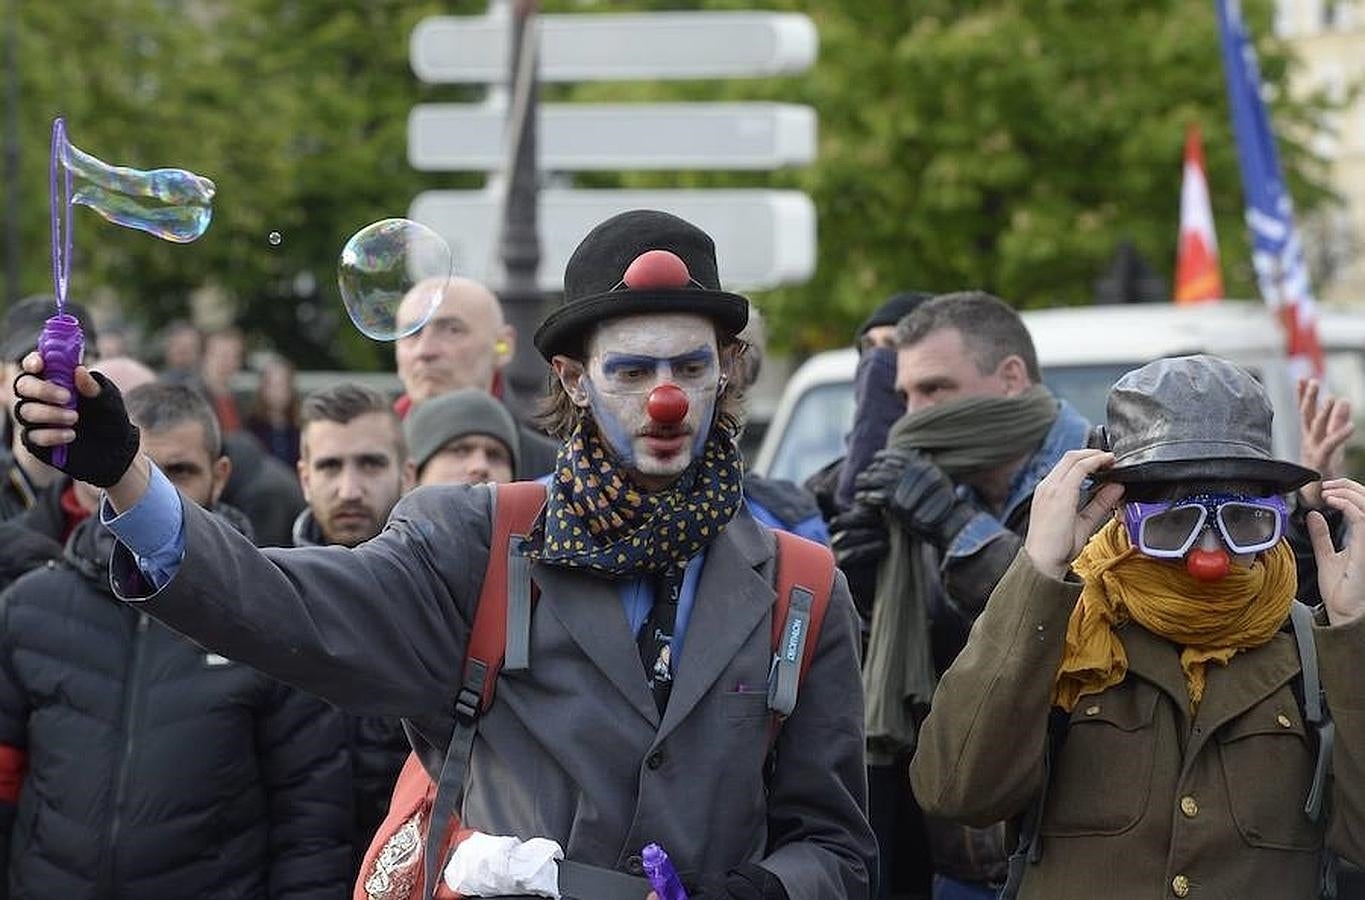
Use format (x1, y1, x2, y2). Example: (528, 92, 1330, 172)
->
(1214, 0, 1322, 373)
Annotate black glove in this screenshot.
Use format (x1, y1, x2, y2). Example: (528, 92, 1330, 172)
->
(14, 370, 141, 488)
(854, 449, 978, 551)
(691, 863, 789, 900)
(829, 503, 889, 569)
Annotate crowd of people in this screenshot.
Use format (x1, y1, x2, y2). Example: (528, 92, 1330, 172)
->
(0, 208, 1363, 900)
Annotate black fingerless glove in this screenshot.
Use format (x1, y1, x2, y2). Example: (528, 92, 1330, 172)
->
(15, 370, 140, 488)
(692, 863, 789, 900)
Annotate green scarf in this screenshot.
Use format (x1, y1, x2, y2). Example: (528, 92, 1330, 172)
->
(531, 418, 745, 578)
(864, 384, 1059, 763)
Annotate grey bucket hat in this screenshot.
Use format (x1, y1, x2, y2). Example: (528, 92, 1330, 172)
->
(1092, 354, 1317, 493)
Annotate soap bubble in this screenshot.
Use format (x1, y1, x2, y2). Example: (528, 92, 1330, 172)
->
(63, 139, 214, 243)
(337, 218, 452, 341)
(268, 231, 282, 246)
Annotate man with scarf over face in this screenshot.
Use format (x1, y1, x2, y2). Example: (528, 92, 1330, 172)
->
(9, 210, 874, 900)
(910, 355, 1365, 899)
(832, 291, 1088, 900)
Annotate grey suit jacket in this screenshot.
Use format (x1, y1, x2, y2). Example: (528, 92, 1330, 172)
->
(110, 483, 875, 900)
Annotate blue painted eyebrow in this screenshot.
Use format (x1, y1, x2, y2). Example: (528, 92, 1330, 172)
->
(601, 347, 715, 374)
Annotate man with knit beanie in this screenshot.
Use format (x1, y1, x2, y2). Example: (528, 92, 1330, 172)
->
(12, 209, 874, 900)
(405, 389, 520, 487)
(911, 354, 1365, 899)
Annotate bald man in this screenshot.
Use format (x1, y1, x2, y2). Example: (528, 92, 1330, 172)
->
(393, 276, 558, 478)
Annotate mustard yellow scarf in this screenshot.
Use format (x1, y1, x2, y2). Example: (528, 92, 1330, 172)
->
(1053, 518, 1296, 712)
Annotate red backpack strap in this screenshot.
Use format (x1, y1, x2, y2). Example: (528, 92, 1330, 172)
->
(422, 481, 545, 900)
(465, 481, 547, 708)
(767, 530, 837, 719)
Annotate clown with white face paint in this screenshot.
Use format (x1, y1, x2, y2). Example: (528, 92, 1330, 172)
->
(558, 312, 724, 484)
(9, 209, 875, 900)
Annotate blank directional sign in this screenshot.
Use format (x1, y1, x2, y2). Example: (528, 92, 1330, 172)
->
(410, 189, 816, 291)
(409, 102, 816, 172)
(412, 12, 818, 84)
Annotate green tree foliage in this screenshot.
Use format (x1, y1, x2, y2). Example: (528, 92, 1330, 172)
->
(4, 0, 1337, 362)
(554, 0, 1338, 352)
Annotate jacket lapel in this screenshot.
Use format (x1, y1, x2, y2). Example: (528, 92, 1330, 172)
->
(532, 561, 661, 728)
(1119, 623, 1190, 723)
(1191, 631, 1300, 738)
(656, 512, 773, 743)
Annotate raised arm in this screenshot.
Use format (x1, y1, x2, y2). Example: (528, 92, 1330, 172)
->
(910, 450, 1122, 823)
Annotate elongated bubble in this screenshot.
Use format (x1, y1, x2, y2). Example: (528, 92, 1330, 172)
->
(338, 219, 453, 341)
(63, 139, 215, 243)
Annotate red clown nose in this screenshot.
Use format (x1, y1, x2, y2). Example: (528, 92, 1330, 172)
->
(623, 250, 692, 290)
(647, 384, 689, 424)
(1186, 547, 1231, 582)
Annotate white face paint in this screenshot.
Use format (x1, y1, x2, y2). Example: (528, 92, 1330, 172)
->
(580, 313, 722, 483)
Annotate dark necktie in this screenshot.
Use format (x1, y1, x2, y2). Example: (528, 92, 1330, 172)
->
(638, 566, 684, 716)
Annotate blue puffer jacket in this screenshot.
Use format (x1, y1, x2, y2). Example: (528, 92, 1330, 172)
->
(0, 512, 352, 900)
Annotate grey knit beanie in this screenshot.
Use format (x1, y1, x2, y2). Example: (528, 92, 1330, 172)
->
(404, 389, 520, 475)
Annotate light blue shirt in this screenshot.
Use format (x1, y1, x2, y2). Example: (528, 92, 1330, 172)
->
(100, 462, 186, 591)
(103, 464, 705, 660)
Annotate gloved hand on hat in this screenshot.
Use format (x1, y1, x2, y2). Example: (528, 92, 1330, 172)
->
(853, 448, 979, 552)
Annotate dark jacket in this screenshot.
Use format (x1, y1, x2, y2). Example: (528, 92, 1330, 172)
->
(223, 432, 307, 547)
(292, 509, 412, 870)
(0, 451, 35, 524)
(112, 486, 875, 899)
(0, 512, 352, 900)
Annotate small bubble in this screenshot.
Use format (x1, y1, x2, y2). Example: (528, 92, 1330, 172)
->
(268, 231, 282, 246)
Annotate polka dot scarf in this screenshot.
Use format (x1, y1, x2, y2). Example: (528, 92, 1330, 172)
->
(531, 417, 744, 577)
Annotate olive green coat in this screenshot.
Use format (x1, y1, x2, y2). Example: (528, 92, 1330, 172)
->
(909, 550, 1365, 900)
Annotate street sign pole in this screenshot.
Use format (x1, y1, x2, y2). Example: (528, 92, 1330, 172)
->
(497, 0, 546, 416)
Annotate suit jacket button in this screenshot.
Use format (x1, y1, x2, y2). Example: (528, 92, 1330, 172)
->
(647, 750, 665, 770)
(627, 855, 644, 875)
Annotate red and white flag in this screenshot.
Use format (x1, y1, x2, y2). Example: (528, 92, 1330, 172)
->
(1174, 123, 1225, 305)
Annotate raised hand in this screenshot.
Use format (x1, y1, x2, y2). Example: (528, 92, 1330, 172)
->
(1297, 378, 1353, 509)
(1022, 449, 1125, 580)
(1308, 478, 1365, 626)
(12, 351, 142, 489)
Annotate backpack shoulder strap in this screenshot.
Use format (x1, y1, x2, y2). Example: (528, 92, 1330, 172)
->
(767, 530, 837, 719)
(422, 480, 546, 900)
(1290, 601, 1335, 822)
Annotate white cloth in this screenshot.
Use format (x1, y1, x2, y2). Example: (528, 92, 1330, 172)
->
(443, 832, 563, 898)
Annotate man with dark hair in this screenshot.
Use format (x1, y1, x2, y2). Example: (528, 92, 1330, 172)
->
(294, 383, 414, 549)
(292, 382, 415, 868)
(14, 208, 874, 900)
(911, 356, 1365, 899)
(0, 382, 352, 899)
(832, 290, 1087, 900)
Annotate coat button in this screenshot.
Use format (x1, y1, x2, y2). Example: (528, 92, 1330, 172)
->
(647, 750, 665, 770)
(1180, 795, 1199, 818)
(626, 855, 644, 875)
(1171, 874, 1190, 897)
(1084, 705, 1101, 716)
(1277, 714, 1293, 728)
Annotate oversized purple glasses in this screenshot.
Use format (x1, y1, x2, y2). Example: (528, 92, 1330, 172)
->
(1122, 493, 1289, 558)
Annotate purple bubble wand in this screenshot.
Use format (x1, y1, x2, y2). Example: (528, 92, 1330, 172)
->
(641, 843, 689, 900)
(43, 117, 83, 470)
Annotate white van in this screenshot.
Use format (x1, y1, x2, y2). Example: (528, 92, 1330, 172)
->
(753, 300, 1361, 485)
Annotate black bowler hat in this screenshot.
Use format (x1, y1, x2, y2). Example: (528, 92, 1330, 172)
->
(533, 210, 749, 361)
